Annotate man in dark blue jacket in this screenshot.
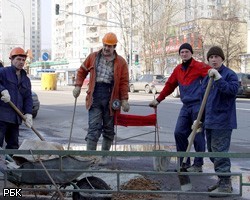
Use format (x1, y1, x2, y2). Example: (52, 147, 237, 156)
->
(201, 46, 238, 196)
(0, 47, 33, 149)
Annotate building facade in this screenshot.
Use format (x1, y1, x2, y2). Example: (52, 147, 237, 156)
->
(50, 0, 250, 79)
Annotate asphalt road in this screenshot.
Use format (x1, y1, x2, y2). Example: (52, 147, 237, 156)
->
(28, 83, 250, 152)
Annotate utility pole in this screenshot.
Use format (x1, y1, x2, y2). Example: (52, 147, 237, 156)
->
(129, 0, 133, 71)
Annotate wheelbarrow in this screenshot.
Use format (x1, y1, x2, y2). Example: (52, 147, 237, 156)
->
(4, 155, 112, 200)
(3, 102, 112, 199)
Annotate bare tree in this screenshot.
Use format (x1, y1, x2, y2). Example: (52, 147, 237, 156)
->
(206, 1, 247, 69)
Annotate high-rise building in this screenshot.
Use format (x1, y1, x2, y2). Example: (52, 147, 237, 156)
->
(0, 0, 41, 65)
(51, 0, 127, 67)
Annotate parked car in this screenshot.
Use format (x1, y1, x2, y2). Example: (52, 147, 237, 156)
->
(129, 74, 165, 94)
(236, 72, 250, 97)
(32, 91, 40, 118)
(151, 76, 180, 98)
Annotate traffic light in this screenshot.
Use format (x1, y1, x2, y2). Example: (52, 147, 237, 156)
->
(55, 4, 60, 15)
(135, 54, 139, 65)
(127, 54, 129, 64)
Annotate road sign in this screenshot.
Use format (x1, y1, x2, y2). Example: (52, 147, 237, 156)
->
(42, 52, 49, 61)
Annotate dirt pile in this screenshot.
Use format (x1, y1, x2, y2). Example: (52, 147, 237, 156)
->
(112, 176, 161, 200)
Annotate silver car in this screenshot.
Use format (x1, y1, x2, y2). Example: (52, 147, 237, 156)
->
(151, 76, 180, 98)
(129, 74, 165, 94)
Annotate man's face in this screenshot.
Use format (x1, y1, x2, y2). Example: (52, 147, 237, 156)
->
(179, 49, 192, 62)
(102, 44, 115, 56)
(11, 56, 26, 70)
(208, 55, 223, 70)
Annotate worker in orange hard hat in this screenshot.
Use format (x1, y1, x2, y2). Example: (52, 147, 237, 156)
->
(102, 32, 118, 46)
(0, 47, 33, 149)
(73, 32, 129, 165)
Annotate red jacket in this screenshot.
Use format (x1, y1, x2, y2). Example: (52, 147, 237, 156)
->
(157, 58, 211, 105)
(75, 49, 129, 114)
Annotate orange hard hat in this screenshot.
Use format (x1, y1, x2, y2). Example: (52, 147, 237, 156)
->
(9, 47, 27, 59)
(102, 32, 118, 45)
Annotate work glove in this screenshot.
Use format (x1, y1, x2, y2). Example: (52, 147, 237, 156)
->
(24, 114, 33, 128)
(191, 120, 203, 133)
(73, 86, 81, 98)
(1, 90, 11, 103)
(121, 100, 130, 112)
(149, 99, 159, 107)
(208, 69, 222, 81)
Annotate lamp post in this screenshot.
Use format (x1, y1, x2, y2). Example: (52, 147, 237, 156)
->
(8, 0, 25, 49)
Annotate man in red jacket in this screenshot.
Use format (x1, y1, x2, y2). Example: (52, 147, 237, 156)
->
(149, 43, 211, 172)
(73, 32, 130, 165)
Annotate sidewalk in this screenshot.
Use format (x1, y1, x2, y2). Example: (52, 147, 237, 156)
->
(31, 80, 74, 91)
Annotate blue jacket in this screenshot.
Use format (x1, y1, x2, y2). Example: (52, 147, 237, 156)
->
(202, 65, 238, 129)
(0, 66, 32, 124)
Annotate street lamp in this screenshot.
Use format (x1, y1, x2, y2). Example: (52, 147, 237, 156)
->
(8, 0, 25, 49)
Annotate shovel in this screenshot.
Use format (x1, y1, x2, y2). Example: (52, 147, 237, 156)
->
(67, 97, 77, 150)
(179, 77, 213, 191)
(8, 101, 45, 141)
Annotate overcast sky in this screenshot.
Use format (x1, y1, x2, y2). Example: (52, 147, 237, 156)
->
(41, 0, 51, 50)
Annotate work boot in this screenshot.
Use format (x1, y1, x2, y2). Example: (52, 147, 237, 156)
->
(86, 139, 97, 150)
(209, 178, 233, 197)
(186, 164, 203, 172)
(98, 138, 113, 166)
(101, 138, 113, 151)
(208, 181, 219, 192)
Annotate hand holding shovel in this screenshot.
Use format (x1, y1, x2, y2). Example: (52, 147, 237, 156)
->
(8, 101, 45, 141)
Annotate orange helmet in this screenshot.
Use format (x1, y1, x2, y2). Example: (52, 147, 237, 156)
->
(9, 47, 27, 59)
(102, 32, 118, 45)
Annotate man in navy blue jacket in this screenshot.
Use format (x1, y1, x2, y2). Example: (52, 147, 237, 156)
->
(201, 46, 239, 196)
(0, 47, 33, 149)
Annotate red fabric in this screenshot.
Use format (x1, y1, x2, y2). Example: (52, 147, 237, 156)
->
(114, 113, 157, 127)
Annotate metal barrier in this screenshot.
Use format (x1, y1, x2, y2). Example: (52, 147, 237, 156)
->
(0, 149, 250, 199)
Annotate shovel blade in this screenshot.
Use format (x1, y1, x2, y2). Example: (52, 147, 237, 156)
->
(179, 167, 192, 191)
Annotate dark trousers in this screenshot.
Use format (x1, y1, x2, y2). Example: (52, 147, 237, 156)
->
(174, 104, 205, 166)
(0, 121, 19, 149)
(206, 128, 232, 179)
(85, 83, 115, 142)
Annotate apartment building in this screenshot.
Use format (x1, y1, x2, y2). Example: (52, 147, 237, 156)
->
(51, 0, 250, 75)
(0, 0, 41, 65)
(51, 0, 128, 65)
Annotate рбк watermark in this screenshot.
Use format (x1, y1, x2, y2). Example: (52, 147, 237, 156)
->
(3, 188, 22, 197)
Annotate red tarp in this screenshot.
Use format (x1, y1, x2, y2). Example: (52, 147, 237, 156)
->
(114, 113, 157, 127)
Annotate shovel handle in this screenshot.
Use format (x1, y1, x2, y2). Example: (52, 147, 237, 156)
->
(8, 101, 45, 141)
(182, 77, 213, 164)
(67, 97, 77, 150)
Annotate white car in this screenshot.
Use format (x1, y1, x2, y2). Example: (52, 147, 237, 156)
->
(151, 76, 180, 98)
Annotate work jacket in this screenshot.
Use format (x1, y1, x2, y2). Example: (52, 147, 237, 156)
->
(202, 65, 239, 129)
(0, 66, 32, 124)
(75, 49, 129, 114)
(157, 58, 211, 105)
